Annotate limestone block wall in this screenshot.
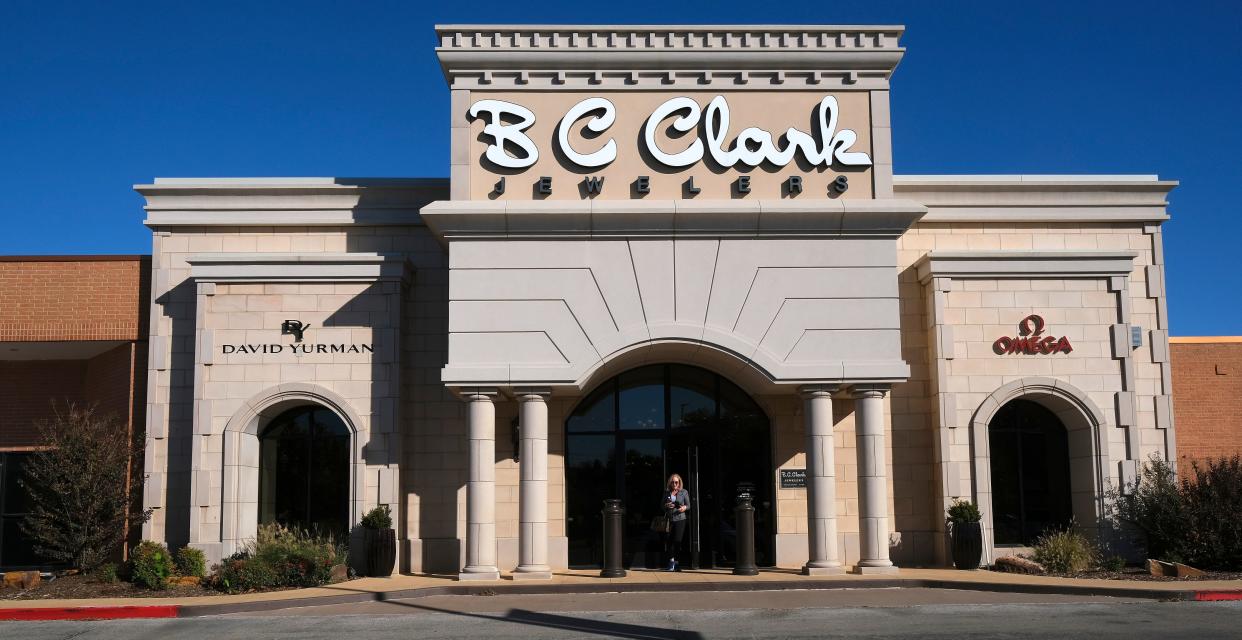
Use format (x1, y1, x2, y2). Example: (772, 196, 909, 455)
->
(896, 219, 1173, 562)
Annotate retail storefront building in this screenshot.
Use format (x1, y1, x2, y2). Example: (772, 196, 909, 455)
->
(134, 26, 1178, 576)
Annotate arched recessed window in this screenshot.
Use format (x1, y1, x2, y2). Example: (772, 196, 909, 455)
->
(989, 399, 1073, 545)
(258, 405, 350, 541)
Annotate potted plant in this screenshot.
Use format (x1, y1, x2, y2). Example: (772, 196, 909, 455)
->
(360, 505, 396, 577)
(946, 499, 983, 570)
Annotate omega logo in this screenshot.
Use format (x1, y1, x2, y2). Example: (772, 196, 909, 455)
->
(992, 314, 1074, 355)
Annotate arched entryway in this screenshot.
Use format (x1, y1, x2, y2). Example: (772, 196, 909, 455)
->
(970, 377, 1109, 560)
(988, 399, 1073, 545)
(257, 405, 351, 541)
(565, 364, 773, 569)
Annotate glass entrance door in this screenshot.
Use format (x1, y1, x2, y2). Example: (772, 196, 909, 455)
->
(565, 364, 774, 569)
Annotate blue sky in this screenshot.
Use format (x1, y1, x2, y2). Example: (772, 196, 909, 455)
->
(1, 1, 1239, 335)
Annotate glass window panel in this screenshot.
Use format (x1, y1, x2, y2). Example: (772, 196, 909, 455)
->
(2, 453, 31, 515)
(567, 384, 616, 432)
(566, 434, 616, 567)
(618, 365, 664, 430)
(669, 365, 715, 428)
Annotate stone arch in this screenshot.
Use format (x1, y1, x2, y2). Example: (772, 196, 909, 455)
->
(968, 377, 1110, 561)
(219, 383, 366, 558)
(573, 338, 783, 401)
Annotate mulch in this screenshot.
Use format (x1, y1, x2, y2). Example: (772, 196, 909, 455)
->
(0, 573, 220, 601)
(1057, 567, 1242, 582)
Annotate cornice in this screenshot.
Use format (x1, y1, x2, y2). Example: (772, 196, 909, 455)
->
(435, 25, 905, 90)
(187, 252, 413, 283)
(895, 175, 1176, 223)
(913, 250, 1139, 284)
(136, 178, 449, 227)
(419, 198, 927, 242)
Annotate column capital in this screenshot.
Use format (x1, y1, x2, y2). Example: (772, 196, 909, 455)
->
(799, 384, 839, 399)
(461, 387, 500, 402)
(514, 387, 552, 401)
(849, 385, 889, 400)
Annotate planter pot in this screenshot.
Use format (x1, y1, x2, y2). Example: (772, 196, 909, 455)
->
(951, 521, 983, 570)
(364, 528, 397, 577)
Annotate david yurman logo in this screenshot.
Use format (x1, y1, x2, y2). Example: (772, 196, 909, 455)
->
(281, 319, 310, 342)
(220, 319, 374, 356)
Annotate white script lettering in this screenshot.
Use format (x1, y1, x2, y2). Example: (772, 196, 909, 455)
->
(556, 97, 618, 168)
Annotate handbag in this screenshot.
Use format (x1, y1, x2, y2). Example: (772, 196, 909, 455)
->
(650, 514, 670, 533)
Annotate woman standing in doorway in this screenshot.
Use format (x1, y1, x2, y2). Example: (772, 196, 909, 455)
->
(662, 473, 690, 571)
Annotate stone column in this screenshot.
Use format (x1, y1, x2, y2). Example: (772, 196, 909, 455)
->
(460, 389, 500, 580)
(852, 386, 897, 574)
(513, 389, 552, 579)
(801, 386, 843, 575)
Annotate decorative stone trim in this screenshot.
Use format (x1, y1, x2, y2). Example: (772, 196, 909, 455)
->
(435, 25, 905, 90)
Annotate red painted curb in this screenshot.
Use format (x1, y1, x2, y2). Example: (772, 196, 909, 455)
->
(1194, 591, 1242, 602)
(0, 605, 180, 621)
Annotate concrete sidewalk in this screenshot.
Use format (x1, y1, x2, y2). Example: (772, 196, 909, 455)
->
(1, 567, 1240, 619)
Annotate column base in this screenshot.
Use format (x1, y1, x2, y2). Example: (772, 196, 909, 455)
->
(458, 567, 502, 581)
(852, 565, 899, 575)
(803, 564, 845, 576)
(511, 567, 553, 581)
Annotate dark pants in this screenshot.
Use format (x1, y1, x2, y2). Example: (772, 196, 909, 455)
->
(664, 518, 687, 564)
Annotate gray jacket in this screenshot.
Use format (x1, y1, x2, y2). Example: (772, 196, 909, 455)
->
(663, 488, 690, 522)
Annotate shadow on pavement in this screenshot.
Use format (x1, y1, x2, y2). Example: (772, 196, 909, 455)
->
(376, 599, 704, 639)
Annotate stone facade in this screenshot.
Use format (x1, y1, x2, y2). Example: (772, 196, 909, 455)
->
(135, 25, 1178, 575)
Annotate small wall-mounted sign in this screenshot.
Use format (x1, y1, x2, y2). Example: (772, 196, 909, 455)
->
(779, 469, 807, 489)
(993, 314, 1073, 355)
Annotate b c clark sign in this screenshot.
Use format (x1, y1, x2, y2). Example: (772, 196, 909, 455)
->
(465, 91, 875, 200)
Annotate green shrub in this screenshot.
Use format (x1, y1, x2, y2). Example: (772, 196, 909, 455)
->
(1110, 454, 1242, 570)
(1102, 555, 1126, 572)
(131, 540, 173, 590)
(946, 499, 981, 524)
(211, 524, 342, 594)
(1032, 525, 1096, 574)
(175, 546, 207, 578)
(91, 562, 120, 584)
(360, 505, 393, 530)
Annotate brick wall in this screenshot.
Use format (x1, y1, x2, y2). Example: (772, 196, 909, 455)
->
(0, 256, 150, 450)
(1171, 338, 1242, 474)
(0, 256, 150, 341)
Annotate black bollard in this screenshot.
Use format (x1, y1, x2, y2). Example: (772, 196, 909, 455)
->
(601, 498, 626, 578)
(733, 495, 759, 576)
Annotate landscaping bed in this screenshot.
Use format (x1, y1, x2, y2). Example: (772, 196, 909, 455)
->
(1056, 568, 1242, 582)
(0, 573, 216, 601)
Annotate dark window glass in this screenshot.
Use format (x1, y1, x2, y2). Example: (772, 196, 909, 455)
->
(669, 365, 715, 428)
(989, 399, 1073, 545)
(567, 383, 616, 433)
(259, 406, 350, 541)
(618, 365, 664, 429)
(565, 434, 616, 566)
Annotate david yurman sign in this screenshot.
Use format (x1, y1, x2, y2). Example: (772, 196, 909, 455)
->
(993, 314, 1073, 355)
(221, 320, 374, 355)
